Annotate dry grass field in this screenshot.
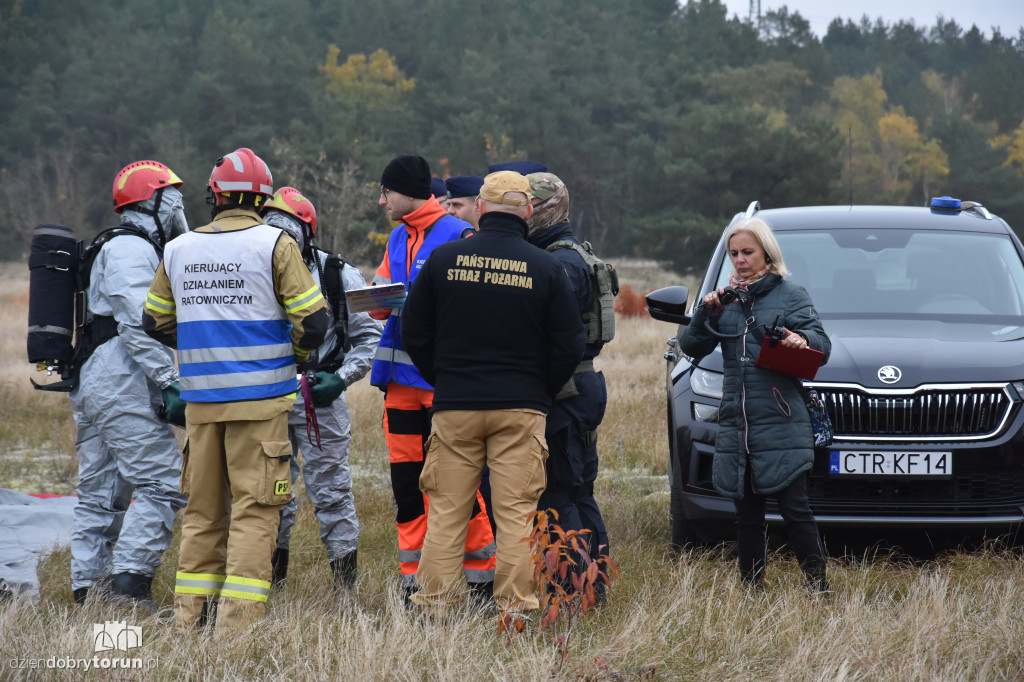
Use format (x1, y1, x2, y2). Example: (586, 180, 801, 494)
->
(1, 259, 1023, 680)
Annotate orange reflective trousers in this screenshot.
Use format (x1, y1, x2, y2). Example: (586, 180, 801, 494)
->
(383, 383, 495, 588)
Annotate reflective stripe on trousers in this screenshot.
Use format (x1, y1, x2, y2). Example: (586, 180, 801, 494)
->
(175, 571, 225, 597)
(221, 575, 272, 603)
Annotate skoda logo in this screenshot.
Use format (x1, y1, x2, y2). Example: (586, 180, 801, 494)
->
(878, 366, 902, 384)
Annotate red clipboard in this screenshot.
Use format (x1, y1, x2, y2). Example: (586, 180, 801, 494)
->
(755, 341, 824, 380)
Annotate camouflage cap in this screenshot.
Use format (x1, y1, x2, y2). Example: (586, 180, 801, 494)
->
(526, 172, 566, 202)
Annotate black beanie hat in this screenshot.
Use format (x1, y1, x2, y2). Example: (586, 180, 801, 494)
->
(381, 154, 432, 200)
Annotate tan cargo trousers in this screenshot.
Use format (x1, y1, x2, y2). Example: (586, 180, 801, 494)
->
(174, 411, 292, 633)
(411, 409, 547, 612)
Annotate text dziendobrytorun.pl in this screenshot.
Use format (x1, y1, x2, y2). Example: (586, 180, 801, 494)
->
(9, 656, 159, 671)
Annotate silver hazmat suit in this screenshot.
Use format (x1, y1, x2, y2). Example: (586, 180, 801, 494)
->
(264, 211, 382, 561)
(68, 188, 188, 590)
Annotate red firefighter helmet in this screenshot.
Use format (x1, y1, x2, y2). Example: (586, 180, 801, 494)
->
(263, 187, 318, 236)
(207, 147, 273, 198)
(112, 161, 183, 213)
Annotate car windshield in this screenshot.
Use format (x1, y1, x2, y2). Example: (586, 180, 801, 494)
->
(713, 229, 1024, 324)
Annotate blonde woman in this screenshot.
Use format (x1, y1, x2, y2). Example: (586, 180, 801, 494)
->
(680, 217, 831, 592)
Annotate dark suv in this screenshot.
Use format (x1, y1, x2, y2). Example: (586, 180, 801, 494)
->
(646, 199, 1024, 546)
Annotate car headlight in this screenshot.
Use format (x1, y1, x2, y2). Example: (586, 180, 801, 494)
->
(690, 367, 723, 399)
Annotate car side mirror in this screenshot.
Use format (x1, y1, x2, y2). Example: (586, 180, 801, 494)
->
(646, 285, 691, 325)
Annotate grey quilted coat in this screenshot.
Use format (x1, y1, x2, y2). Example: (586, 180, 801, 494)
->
(679, 274, 830, 499)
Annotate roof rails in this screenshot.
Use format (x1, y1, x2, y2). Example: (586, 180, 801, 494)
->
(744, 201, 760, 218)
(960, 201, 993, 220)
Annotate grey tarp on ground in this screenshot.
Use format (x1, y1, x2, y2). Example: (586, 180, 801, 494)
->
(0, 488, 76, 597)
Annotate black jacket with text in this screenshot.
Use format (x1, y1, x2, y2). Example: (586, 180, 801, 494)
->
(401, 210, 586, 413)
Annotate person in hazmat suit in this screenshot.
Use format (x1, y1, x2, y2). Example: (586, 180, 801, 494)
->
(260, 187, 382, 592)
(70, 160, 189, 610)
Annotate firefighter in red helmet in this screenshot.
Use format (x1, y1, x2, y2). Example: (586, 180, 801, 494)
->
(144, 148, 328, 634)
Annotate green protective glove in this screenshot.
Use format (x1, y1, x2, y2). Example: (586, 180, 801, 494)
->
(160, 381, 186, 427)
(310, 371, 346, 408)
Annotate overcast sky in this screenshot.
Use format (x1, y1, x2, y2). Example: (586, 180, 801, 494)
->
(720, 0, 1024, 39)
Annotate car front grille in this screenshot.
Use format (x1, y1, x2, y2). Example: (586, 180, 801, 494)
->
(802, 454, 1024, 517)
(815, 385, 1014, 440)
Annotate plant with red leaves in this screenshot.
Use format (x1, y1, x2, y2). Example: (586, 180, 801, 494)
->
(499, 510, 619, 668)
(614, 283, 649, 317)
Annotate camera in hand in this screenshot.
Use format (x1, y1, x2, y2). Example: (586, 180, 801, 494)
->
(718, 286, 739, 306)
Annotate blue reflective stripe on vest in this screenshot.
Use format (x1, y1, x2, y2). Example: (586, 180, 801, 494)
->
(184, 380, 298, 403)
(166, 226, 298, 402)
(370, 215, 464, 389)
(178, 319, 291, 350)
(178, 320, 297, 401)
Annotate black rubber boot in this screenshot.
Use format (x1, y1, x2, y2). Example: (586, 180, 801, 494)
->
(199, 600, 218, 628)
(467, 581, 494, 609)
(807, 573, 832, 601)
(73, 575, 111, 606)
(110, 572, 160, 612)
(272, 548, 289, 586)
(401, 584, 418, 608)
(331, 550, 357, 591)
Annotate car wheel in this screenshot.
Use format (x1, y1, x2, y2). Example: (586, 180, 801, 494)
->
(669, 448, 696, 552)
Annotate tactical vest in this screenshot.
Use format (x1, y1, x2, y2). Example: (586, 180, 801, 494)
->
(164, 225, 297, 402)
(370, 215, 465, 389)
(547, 239, 618, 345)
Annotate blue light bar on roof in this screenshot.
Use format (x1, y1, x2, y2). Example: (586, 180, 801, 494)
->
(930, 196, 961, 211)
